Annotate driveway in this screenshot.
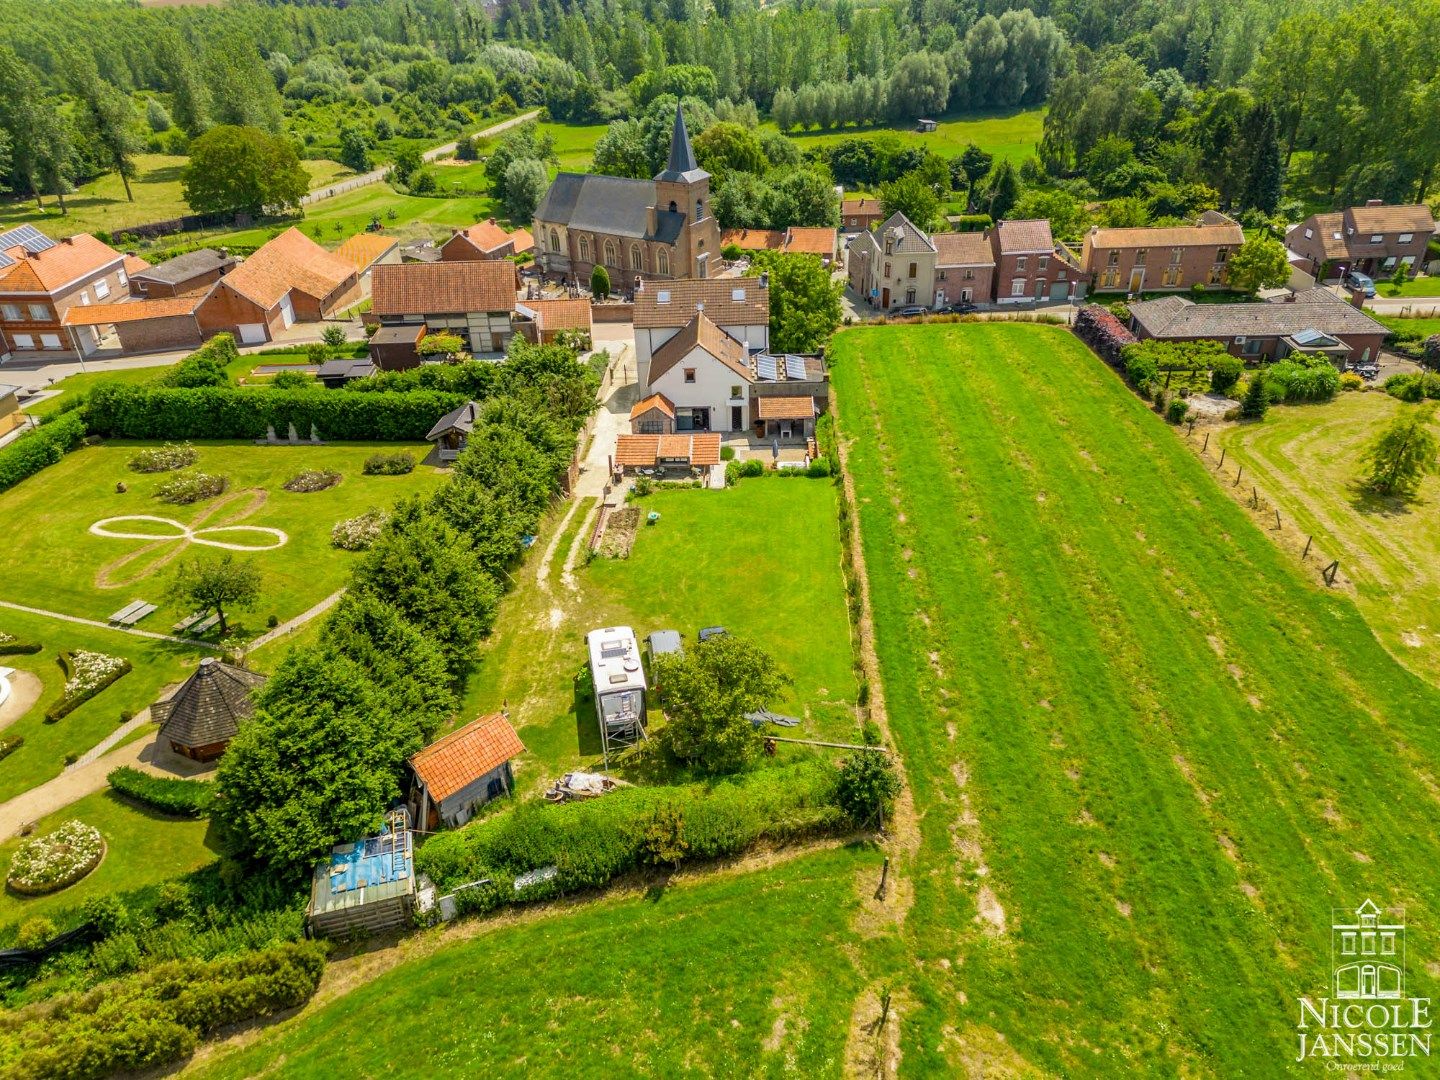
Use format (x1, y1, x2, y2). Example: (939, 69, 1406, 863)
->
(574, 342, 637, 499)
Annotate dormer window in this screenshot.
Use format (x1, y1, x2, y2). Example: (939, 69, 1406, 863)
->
(1369, 233, 1383, 243)
(1304, 228, 1313, 239)
(1400, 232, 1415, 243)
(657, 290, 671, 303)
(731, 288, 746, 301)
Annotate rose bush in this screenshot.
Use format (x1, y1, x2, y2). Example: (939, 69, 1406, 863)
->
(331, 508, 388, 550)
(155, 472, 228, 504)
(283, 469, 342, 493)
(7, 820, 105, 894)
(128, 443, 199, 473)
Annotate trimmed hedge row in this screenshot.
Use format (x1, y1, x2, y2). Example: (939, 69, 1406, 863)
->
(85, 384, 467, 442)
(0, 641, 42, 656)
(0, 941, 326, 1079)
(46, 652, 133, 722)
(0, 411, 88, 495)
(0, 734, 23, 762)
(107, 766, 214, 818)
(415, 761, 844, 908)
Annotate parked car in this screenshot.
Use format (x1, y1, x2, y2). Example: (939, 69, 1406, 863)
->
(895, 306, 927, 318)
(1343, 271, 1376, 297)
(940, 302, 978, 315)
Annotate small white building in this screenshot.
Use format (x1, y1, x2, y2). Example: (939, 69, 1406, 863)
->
(645, 311, 756, 433)
(846, 212, 938, 311)
(587, 626, 647, 753)
(632, 277, 770, 389)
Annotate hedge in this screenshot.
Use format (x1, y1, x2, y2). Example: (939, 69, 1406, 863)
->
(107, 766, 214, 817)
(0, 411, 88, 495)
(0, 641, 42, 656)
(85, 384, 467, 442)
(0, 941, 326, 1079)
(0, 734, 23, 762)
(415, 761, 844, 906)
(46, 651, 133, 722)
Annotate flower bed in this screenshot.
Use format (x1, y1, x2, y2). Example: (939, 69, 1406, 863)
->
(155, 472, 228, 505)
(7, 820, 105, 895)
(46, 650, 132, 722)
(331, 507, 388, 550)
(0, 630, 41, 656)
(128, 443, 199, 473)
(283, 469, 342, 493)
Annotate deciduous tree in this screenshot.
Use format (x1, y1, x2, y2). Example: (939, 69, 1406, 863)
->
(168, 554, 261, 635)
(181, 125, 307, 216)
(653, 635, 789, 772)
(1226, 235, 1290, 294)
(1361, 405, 1438, 498)
(745, 250, 842, 354)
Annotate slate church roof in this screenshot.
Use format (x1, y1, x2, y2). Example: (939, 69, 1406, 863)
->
(154, 657, 266, 749)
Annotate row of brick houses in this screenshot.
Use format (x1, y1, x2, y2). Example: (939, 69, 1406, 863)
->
(1286, 201, 1436, 281)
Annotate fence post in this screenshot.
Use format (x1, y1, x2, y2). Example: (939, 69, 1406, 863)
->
(1274, 508, 1281, 530)
(1303, 535, 1313, 559)
(1218, 447, 1226, 468)
(1202, 431, 1210, 453)
(1233, 465, 1243, 487)
(1323, 560, 1339, 586)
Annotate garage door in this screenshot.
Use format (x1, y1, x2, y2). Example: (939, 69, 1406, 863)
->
(237, 323, 267, 344)
(279, 293, 296, 328)
(1050, 281, 1070, 300)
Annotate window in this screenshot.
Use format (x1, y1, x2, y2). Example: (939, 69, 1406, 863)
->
(731, 287, 746, 301)
(79, 290, 91, 305)
(549, 228, 560, 252)
(137, 282, 149, 293)
(578, 235, 591, 262)
(1011, 279, 1025, 296)
(40, 333, 62, 349)
(1016, 256, 1027, 271)
(684, 368, 696, 384)
(657, 248, 670, 276)
(1107, 251, 1119, 266)
(964, 269, 974, 280)
(116, 268, 127, 286)
(1170, 247, 1182, 265)
(603, 239, 617, 266)
(12, 333, 33, 348)
(94, 278, 110, 299)
(1342, 932, 1357, 955)
(1399, 232, 1414, 243)
(638, 420, 665, 435)
(1383, 256, 1397, 269)
(1161, 267, 1181, 287)
(904, 262, 914, 278)
(885, 237, 893, 255)
(1134, 249, 1148, 266)
(884, 262, 891, 277)
(1209, 265, 1224, 285)
(1038, 255, 1049, 270)
(730, 385, 741, 398)
(28, 304, 50, 321)
(1362, 933, 1377, 955)
(1216, 246, 1230, 263)
(1244, 339, 1262, 356)
(1101, 269, 1120, 288)
(656, 290, 671, 304)
(1369, 234, 1383, 244)
(1303, 228, 1313, 239)
(938, 270, 946, 281)
(0, 303, 20, 320)
(696, 198, 704, 220)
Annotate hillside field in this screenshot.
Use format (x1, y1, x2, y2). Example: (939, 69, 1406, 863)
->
(830, 322, 1440, 1074)
(772, 107, 1044, 166)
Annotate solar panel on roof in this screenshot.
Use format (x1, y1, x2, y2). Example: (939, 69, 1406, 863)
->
(756, 355, 778, 381)
(0, 224, 54, 269)
(784, 355, 806, 380)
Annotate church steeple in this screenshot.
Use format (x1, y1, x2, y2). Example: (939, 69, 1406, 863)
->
(655, 103, 707, 183)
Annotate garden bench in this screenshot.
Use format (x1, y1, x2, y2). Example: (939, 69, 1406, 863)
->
(108, 600, 146, 625)
(172, 612, 205, 633)
(188, 614, 221, 636)
(123, 603, 158, 625)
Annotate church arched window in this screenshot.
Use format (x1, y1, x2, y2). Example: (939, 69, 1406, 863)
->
(604, 239, 617, 266)
(657, 248, 670, 276)
(578, 235, 590, 262)
(630, 244, 643, 271)
(549, 228, 560, 253)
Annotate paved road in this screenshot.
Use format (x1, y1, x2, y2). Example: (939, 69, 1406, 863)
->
(299, 109, 541, 209)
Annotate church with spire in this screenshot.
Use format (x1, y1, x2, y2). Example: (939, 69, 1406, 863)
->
(532, 105, 721, 285)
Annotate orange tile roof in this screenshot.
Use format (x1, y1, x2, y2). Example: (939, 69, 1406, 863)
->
(334, 232, 398, 273)
(526, 298, 592, 333)
(722, 228, 784, 251)
(783, 227, 837, 257)
(223, 227, 354, 309)
(842, 197, 882, 217)
(0, 233, 123, 294)
(994, 219, 1055, 254)
(371, 262, 518, 316)
(1346, 203, 1435, 234)
(755, 395, 816, 420)
(63, 292, 208, 325)
(615, 433, 721, 468)
(456, 219, 513, 252)
(630, 392, 675, 420)
(933, 231, 994, 266)
(410, 713, 525, 803)
(509, 227, 534, 254)
(123, 254, 153, 277)
(1084, 222, 1244, 249)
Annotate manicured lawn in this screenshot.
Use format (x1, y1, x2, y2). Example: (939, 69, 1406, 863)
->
(832, 322, 1440, 1074)
(0, 608, 199, 803)
(461, 479, 859, 789)
(772, 107, 1045, 166)
(0, 789, 217, 934)
(0, 156, 348, 240)
(1378, 274, 1440, 298)
(0, 441, 442, 635)
(1217, 391, 1440, 685)
(193, 845, 875, 1079)
(1375, 314, 1440, 339)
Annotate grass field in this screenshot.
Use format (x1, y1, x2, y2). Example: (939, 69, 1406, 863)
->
(831, 322, 1440, 1073)
(1376, 313, 1440, 339)
(461, 480, 859, 788)
(772, 108, 1044, 167)
(0, 789, 217, 931)
(0, 608, 198, 802)
(0, 157, 349, 240)
(193, 845, 878, 1079)
(0, 441, 441, 635)
(1379, 274, 1440, 298)
(1217, 392, 1440, 686)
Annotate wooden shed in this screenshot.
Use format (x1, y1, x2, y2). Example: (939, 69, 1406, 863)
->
(152, 657, 266, 762)
(409, 712, 526, 830)
(307, 808, 415, 938)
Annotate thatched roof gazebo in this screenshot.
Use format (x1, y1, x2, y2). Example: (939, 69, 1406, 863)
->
(152, 657, 267, 762)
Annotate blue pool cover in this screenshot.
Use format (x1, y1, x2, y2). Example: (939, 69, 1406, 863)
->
(327, 829, 410, 894)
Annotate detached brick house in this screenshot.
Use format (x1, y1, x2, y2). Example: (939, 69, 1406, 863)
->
(440, 219, 534, 262)
(370, 261, 519, 358)
(846, 212, 938, 310)
(1081, 214, 1244, 294)
(0, 227, 129, 358)
(1287, 201, 1436, 281)
(933, 231, 995, 306)
(1127, 288, 1388, 365)
(841, 197, 884, 231)
(128, 248, 237, 299)
(990, 219, 1082, 303)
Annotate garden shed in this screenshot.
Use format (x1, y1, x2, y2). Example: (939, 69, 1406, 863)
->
(152, 656, 267, 762)
(408, 712, 525, 829)
(307, 808, 415, 938)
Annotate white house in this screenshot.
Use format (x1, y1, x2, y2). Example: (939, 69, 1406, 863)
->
(645, 311, 756, 433)
(632, 277, 769, 389)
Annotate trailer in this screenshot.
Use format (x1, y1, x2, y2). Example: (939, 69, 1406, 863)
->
(586, 626, 648, 767)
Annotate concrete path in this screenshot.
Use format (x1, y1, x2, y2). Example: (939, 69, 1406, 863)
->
(245, 588, 346, 654)
(0, 670, 43, 733)
(574, 345, 637, 499)
(0, 730, 155, 839)
(69, 711, 154, 770)
(0, 600, 220, 649)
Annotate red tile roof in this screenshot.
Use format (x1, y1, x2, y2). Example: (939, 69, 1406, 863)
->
(123, 254, 153, 277)
(334, 232, 398, 273)
(842, 197, 882, 218)
(523, 298, 592, 333)
(933, 231, 994, 267)
(0, 233, 123, 294)
(222, 227, 354, 309)
(994, 219, 1055, 254)
(371, 261, 518, 316)
(614, 433, 721, 467)
(509, 227, 534, 254)
(63, 292, 208, 325)
(783, 227, 837, 258)
(755, 396, 816, 420)
(630, 392, 675, 420)
(410, 713, 525, 803)
(648, 311, 751, 384)
(454, 219, 513, 252)
(721, 228, 784, 251)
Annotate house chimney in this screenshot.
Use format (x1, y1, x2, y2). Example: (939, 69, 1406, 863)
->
(760, 272, 769, 289)
(219, 247, 229, 259)
(1365, 198, 1383, 207)
(635, 278, 645, 293)
(1348, 287, 1367, 309)
(1090, 224, 1099, 234)
(487, 217, 497, 225)
(61, 236, 74, 244)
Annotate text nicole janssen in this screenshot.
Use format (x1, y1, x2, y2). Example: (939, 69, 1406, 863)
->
(1296, 999, 1433, 1062)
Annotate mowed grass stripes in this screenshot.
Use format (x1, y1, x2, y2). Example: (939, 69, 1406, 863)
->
(831, 323, 1440, 1075)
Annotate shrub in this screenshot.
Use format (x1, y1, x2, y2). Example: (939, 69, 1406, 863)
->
(1384, 373, 1428, 403)
(1165, 397, 1190, 424)
(835, 750, 901, 829)
(331, 507, 388, 550)
(0, 629, 41, 655)
(271, 369, 314, 391)
(1210, 355, 1244, 394)
(128, 442, 199, 473)
(806, 457, 832, 477)
(47, 650, 132, 721)
(0, 734, 24, 761)
(282, 469, 341, 493)
(719, 445, 735, 462)
(724, 458, 766, 485)
(1264, 356, 1341, 403)
(15, 916, 57, 951)
(6, 820, 105, 894)
(951, 213, 992, 232)
(363, 451, 415, 475)
(1124, 350, 1159, 392)
(108, 766, 214, 817)
(0, 411, 88, 495)
(155, 472, 228, 504)
(1106, 301, 1131, 322)
(1341, 372, 1365, 391)
(1074, 305, 1138, 368)
(1240, 375, 1269, 419)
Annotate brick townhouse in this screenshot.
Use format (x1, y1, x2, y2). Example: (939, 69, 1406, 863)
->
(989, 219, 1082, 303)
(0, 226, 129, 358)
(933, 231, 994, 306)
(1081, 213, 1244, 294)
(1287, 201, 1436, 281)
